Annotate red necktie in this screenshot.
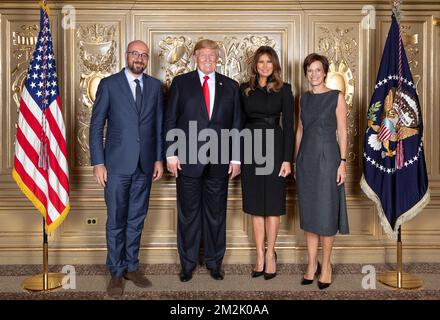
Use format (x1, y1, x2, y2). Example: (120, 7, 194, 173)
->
(202, 75, 210, 118)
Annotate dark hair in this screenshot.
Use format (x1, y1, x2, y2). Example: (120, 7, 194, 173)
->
(303, 53, 329, 78)
(245, 46, 283, 96)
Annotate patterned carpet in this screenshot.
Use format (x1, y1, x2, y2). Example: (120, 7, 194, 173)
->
(1, 263, 439, 300)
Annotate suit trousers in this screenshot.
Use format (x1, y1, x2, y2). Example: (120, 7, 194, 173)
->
(176, 167, 229, 273)
(104, 163, 152, 277)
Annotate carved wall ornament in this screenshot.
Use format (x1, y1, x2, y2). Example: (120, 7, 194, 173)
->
(76, 24, 118, 166)
(317, 25, 358, 163)
(11, 25, 40, 112)
(158, 35, 278, 88)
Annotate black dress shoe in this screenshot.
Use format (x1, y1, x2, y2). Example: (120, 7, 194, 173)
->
(301, 261, 321, 285)
(317, 280, 332, 290)
(179, 271, 192, 282)
(263, 271, 277, 280)
(210, 269, 225, 280)
(251, 269, 265, 278)
(251, 261, 265, 278)
(263, 251, 277, 280)
(317, 264, 332, 289)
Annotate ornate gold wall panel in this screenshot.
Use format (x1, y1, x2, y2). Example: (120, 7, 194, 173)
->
(137, 12, 300, 91)
(68, 13, 126, 171)
(308, 15, 365, 187)
(75, 23, 119, 167)
(1, 1, 440, 264)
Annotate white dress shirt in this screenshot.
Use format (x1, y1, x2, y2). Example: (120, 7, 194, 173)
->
(124, 68, 143, 101)
(197, 69, 215, 119)
(167, 69, 240, 165)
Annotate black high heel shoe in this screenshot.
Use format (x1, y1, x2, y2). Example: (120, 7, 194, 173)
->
(251, 251, 265, 278)
(251, 261, 265, 278)
(301, 261, 321, 285)
(317, 264, 332, 289)
(263, 251, 277, 280)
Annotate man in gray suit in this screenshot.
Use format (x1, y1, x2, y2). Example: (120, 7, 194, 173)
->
(89, 40, 164, 297)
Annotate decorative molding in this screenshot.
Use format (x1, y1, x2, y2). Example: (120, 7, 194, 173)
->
(316, 25, 358, 163)
(75, 23, 118, 166)
(158, 35, 278, 88)
(11, 24, 39, 119)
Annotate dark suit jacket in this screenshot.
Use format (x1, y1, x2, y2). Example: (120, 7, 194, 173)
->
(165, 70, 241, 178)
(89, 69, 164, 175)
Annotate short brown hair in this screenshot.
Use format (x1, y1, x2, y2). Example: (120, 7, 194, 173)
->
(303, 53, 329, 77)
(193, 39, 219, 56)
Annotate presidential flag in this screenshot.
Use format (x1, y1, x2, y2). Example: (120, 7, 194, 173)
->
(360, 14, 429, 239)
(12, 1, 70, 233)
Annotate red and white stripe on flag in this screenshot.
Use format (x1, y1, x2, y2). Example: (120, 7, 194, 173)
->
(378, 125, 392, 141)
(12, 2, 70, 233)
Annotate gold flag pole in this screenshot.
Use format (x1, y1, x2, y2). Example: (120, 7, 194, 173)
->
(20, 0, 65, 292)
(377, 227, 423, 289)
(21, 218, 65, 291)
(376, 1, 423, 290)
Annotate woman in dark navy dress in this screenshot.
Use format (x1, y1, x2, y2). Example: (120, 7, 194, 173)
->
(295, 53, 349, 289)
(240, 46, 294, 280)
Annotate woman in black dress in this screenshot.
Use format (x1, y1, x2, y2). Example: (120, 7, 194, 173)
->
(240, 46, 294, 280)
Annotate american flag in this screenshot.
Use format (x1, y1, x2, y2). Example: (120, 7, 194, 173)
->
(12, 1, 70, 233)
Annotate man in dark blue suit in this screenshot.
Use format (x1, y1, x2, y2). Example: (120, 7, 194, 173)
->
(89, 40, 164, 297)
(165, 39, 241, 282)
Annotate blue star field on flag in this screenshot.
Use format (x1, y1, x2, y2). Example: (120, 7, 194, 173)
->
(25, 6, 59, 112)
(360, 14, 430, 239)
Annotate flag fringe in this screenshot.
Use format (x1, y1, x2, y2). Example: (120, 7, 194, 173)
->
(12, 168, 70, 234)
(360, 174, 430, 240)
(46, 202, 70, 233)
(12, 168, 47, 218)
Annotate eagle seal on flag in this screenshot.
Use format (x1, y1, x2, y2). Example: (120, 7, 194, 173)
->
(360, 14, 430, 239)
(367, 88, 419, 158)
